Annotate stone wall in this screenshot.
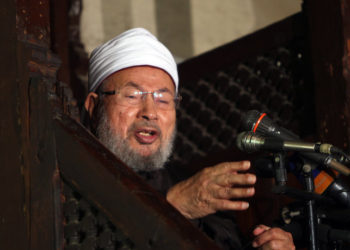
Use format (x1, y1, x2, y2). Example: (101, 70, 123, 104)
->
(81, 0, 301, 61)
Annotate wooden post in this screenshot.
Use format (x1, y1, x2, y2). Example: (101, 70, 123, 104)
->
(305, 0, 350, 150)
(0, 0, 62, 249)
(0, 0, 28, 248)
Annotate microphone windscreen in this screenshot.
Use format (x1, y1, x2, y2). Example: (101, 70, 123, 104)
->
(242, 110, 299, 140)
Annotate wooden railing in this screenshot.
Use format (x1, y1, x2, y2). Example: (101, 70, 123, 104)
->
(55, 111, 220, 249)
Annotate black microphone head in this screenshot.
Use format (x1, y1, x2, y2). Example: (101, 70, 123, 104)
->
(242, 110, 299, 140)
(325, 179, 350, 208)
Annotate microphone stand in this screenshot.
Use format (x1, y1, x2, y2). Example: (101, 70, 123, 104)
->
(271, 153, 319, 250)
(302, 163, 318, 250)
(273, 152, 288, 186)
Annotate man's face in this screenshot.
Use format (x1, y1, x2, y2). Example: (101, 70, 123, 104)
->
(97, 66, 176, 163)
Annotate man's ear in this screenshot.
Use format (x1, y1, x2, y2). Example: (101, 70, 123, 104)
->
(84, 92, 99, 118)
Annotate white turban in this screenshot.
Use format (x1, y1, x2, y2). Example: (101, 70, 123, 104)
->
(88, 28, 179, 93)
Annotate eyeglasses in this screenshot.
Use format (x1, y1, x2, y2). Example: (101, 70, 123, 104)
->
(99, 86, 181, 110)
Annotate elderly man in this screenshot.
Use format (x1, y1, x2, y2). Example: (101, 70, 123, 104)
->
(84, 28, 294, 249)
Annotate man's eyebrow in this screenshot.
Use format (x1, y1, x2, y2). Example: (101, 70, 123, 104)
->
(123, 81, 143, 90)
(124, 82, 174, 95)
(158, 87, 173, 94)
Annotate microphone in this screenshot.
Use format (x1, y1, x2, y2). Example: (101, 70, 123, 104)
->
(240, 110, 350, 175)
(242, 110, 299, 140)
(242, 110, 345, 155)
(239, 110, 350, 207)
(236, 131, 341, 155)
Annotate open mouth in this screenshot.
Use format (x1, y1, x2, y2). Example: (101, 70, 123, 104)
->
(134, 128, 159, 144)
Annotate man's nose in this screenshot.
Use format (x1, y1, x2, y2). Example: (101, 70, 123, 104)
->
(138, 94, 158, 120)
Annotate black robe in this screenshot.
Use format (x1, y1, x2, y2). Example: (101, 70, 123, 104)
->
(138, 167, 252, 250)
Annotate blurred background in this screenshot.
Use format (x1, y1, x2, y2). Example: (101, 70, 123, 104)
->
(80, 0, 302, 61)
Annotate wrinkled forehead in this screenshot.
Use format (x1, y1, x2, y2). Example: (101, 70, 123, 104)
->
(100, 66, 176, 95)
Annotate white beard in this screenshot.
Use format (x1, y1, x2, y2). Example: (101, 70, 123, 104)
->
(96, 103, 175, 172)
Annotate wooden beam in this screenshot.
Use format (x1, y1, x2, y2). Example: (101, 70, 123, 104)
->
(0, 0, 62, 249)
(27, 77, 62, 249)
(305, 0, 350, 150)
(0, 0, 28, 248)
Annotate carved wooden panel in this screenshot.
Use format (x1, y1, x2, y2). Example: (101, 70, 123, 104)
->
(170, 14, 315, 169)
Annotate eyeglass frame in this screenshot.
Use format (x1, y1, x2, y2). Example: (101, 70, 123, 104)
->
(98, 87, 182, 110)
